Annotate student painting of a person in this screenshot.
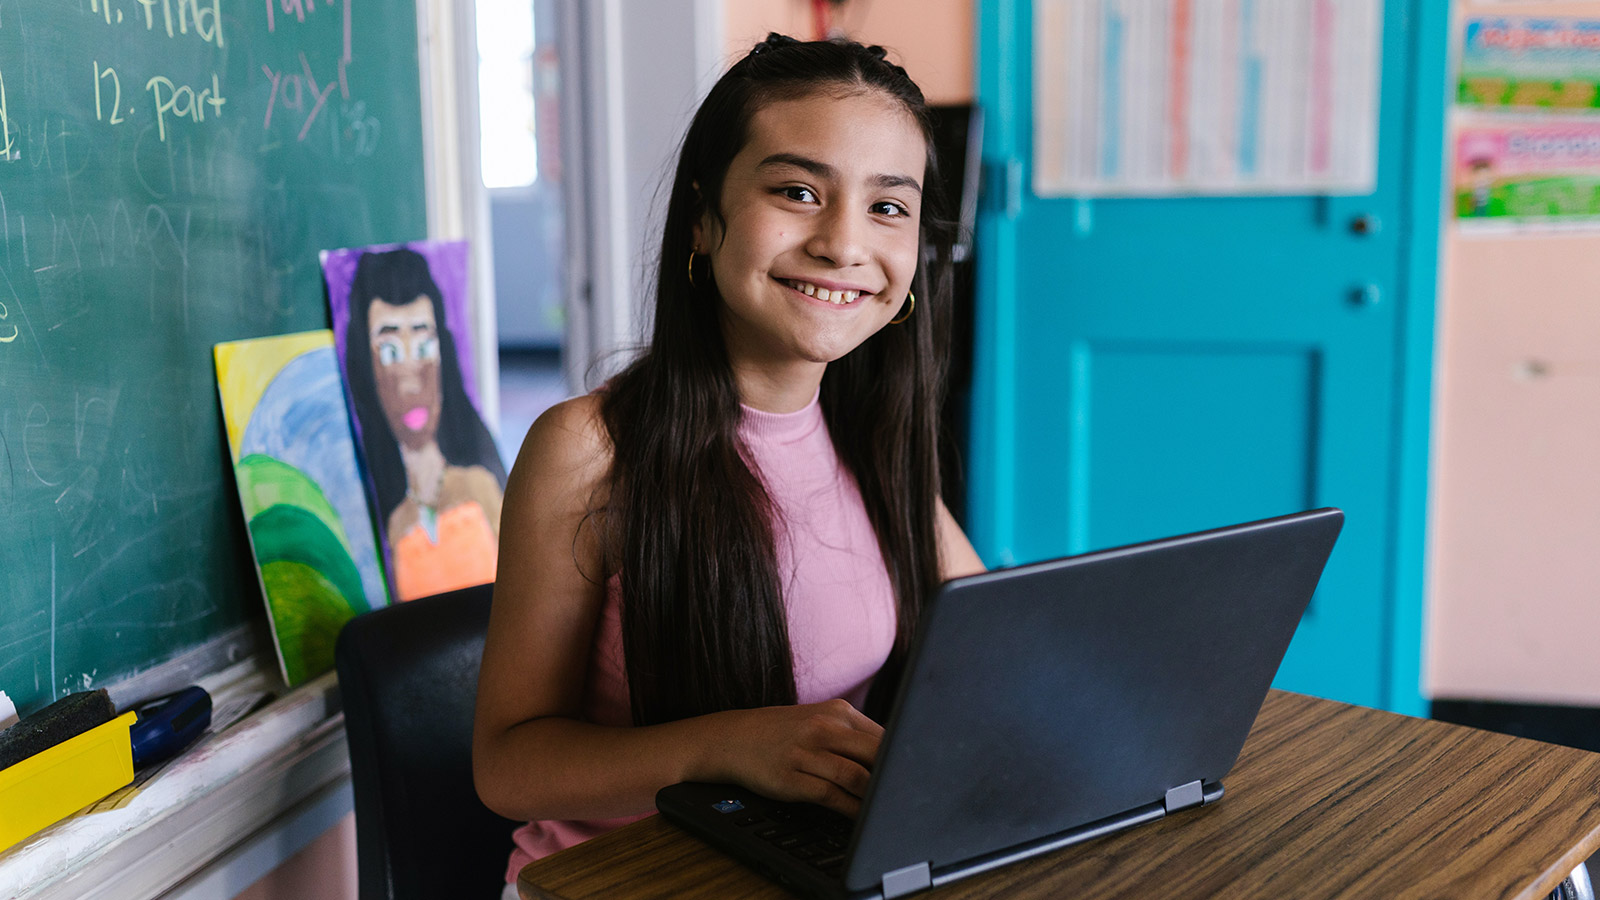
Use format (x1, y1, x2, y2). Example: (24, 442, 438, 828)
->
(472, 35, 985, 893)
(341, 247, 508, 602)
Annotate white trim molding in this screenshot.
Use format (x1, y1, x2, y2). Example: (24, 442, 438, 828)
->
(416, 0, 501, 427)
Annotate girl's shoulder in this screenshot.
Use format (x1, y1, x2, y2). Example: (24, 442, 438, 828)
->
(501, 394, 615, 587)
(509, 392, 614, 490)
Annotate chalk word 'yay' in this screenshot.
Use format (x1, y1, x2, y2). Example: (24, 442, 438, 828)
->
(146, 73, 226, 142)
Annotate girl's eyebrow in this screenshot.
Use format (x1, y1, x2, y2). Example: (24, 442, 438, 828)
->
(757, 152, 923, 195)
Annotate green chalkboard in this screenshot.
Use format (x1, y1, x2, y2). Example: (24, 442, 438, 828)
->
(0, 0, 427, 713)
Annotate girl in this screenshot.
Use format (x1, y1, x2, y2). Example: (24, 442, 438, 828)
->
(472, 34, 985, 891)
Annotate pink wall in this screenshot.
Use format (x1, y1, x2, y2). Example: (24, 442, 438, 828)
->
(723, 0, 974, 104)
(1426, 2, 1600, 704)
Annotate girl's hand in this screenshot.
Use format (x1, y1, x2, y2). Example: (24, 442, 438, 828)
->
(709, 699, 884, 818)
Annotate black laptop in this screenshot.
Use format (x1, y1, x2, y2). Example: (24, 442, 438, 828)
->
(657, 508, 1344, 899)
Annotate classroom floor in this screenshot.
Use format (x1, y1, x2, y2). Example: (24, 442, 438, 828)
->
(496, 347, 568, 467)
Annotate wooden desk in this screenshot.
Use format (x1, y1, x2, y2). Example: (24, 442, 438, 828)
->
(520, 691, 1600, 900)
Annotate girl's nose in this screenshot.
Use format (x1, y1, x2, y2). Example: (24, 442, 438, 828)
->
(806, 206, 869, 268)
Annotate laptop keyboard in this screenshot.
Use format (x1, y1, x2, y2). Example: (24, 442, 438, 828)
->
(730, 800, 855, 880)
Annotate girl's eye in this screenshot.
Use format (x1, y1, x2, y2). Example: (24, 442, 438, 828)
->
(377, 341, 403, 365)
(781, 186, 817, 203)
(872, 201, 910, 218)
(416, 337, 440, 361)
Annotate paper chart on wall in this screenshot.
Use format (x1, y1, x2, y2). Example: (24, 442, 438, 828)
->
(1454, 120, 1600, 232)
(1452, 16, 1600, 234)
(1459, 17, 1600, 111)
(1033, 0, 1382, 197)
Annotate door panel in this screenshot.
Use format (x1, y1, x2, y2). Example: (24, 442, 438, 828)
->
(1078, 342, 1320, 549)
(972, 0, 1437, 709)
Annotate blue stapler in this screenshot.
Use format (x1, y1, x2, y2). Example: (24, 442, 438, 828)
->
(130, 686, 212, 769)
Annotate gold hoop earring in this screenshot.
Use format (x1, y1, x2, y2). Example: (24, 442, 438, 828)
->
(889, 290, 915, 325)
(687, 249, 699, 287)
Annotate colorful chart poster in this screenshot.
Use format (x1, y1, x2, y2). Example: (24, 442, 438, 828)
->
(215, 331, 390, 686)
(1459, 18, 1600, 111)
(322, 241, 507, 603)
(1033, 0, 1382, 197)
(1454, 122, 1600, 230)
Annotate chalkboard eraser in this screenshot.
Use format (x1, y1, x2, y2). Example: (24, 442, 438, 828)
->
(0, 689, 116, 772)
(0, 705, 135, 852)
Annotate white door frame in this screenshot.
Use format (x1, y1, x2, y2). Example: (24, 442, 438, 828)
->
(560, 0, 726, 391)
(416, 0, 501, 421)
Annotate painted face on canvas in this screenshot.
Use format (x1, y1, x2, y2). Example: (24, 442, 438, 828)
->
(695, 88, 925, 374)
(368, 294, 442, 449)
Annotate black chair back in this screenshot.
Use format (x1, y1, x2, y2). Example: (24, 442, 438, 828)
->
(336, 584, 520, 900)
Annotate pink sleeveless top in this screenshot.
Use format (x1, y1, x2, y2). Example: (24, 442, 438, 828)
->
(504, 394, 898, 882)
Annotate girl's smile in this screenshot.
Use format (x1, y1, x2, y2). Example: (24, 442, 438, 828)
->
(778, 277, 871, 306)
(695, 89, 926, 408)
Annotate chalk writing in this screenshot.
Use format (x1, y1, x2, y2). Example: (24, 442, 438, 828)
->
(135, 0, 223, 48)
(90, 0, 125, 25)
(266, 0, 352, 60)
(262, 54, 340, 141)
(268, 0, 317, 28)
(0, 417, 14, 496)
(0, 300, 16, 343)
(24, 404, 63, 487)
(338, 99, 380, 158)
(265, 0, 352, 98)
(18, 119, 92, 185)
(146, 73, 225, 142)
(93, 62, 126, 126)
(0, 264, 40, 364)
(0, 70, 13, 162)
(89, 0, 223, 46)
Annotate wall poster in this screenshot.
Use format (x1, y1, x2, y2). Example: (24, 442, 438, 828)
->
(1455, 16, 1600, 233)
(1459, 17, 1600, 111)
(1455, 122, 1600, 230)
(1033, 0, 1383, 197)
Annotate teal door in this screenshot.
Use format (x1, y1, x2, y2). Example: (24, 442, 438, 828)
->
(968, 1, 1446, 713)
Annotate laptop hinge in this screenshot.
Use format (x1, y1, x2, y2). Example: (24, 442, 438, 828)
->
(1164, 780, 1206, 813)
(880, 861, 932, 899)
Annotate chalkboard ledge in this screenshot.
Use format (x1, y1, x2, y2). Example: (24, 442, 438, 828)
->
(0, 664, 349, 900)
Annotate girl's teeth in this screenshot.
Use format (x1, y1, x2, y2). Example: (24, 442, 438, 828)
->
(787, 280, 860, 304)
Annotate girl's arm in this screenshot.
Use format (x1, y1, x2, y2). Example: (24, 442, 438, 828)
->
(472, 396, 883, 823)
(936, 498, 986, 581)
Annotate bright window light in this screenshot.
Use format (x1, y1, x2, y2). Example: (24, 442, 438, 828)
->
(478, 0, 537, 189)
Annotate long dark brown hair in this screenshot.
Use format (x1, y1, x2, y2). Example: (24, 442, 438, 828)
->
(599, 35, 955, 726)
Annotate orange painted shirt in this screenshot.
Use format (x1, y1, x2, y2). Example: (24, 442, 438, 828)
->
(393, 500, 498, 601)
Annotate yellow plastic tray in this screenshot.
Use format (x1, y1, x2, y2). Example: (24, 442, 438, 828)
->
(0, 710, 136, 852)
